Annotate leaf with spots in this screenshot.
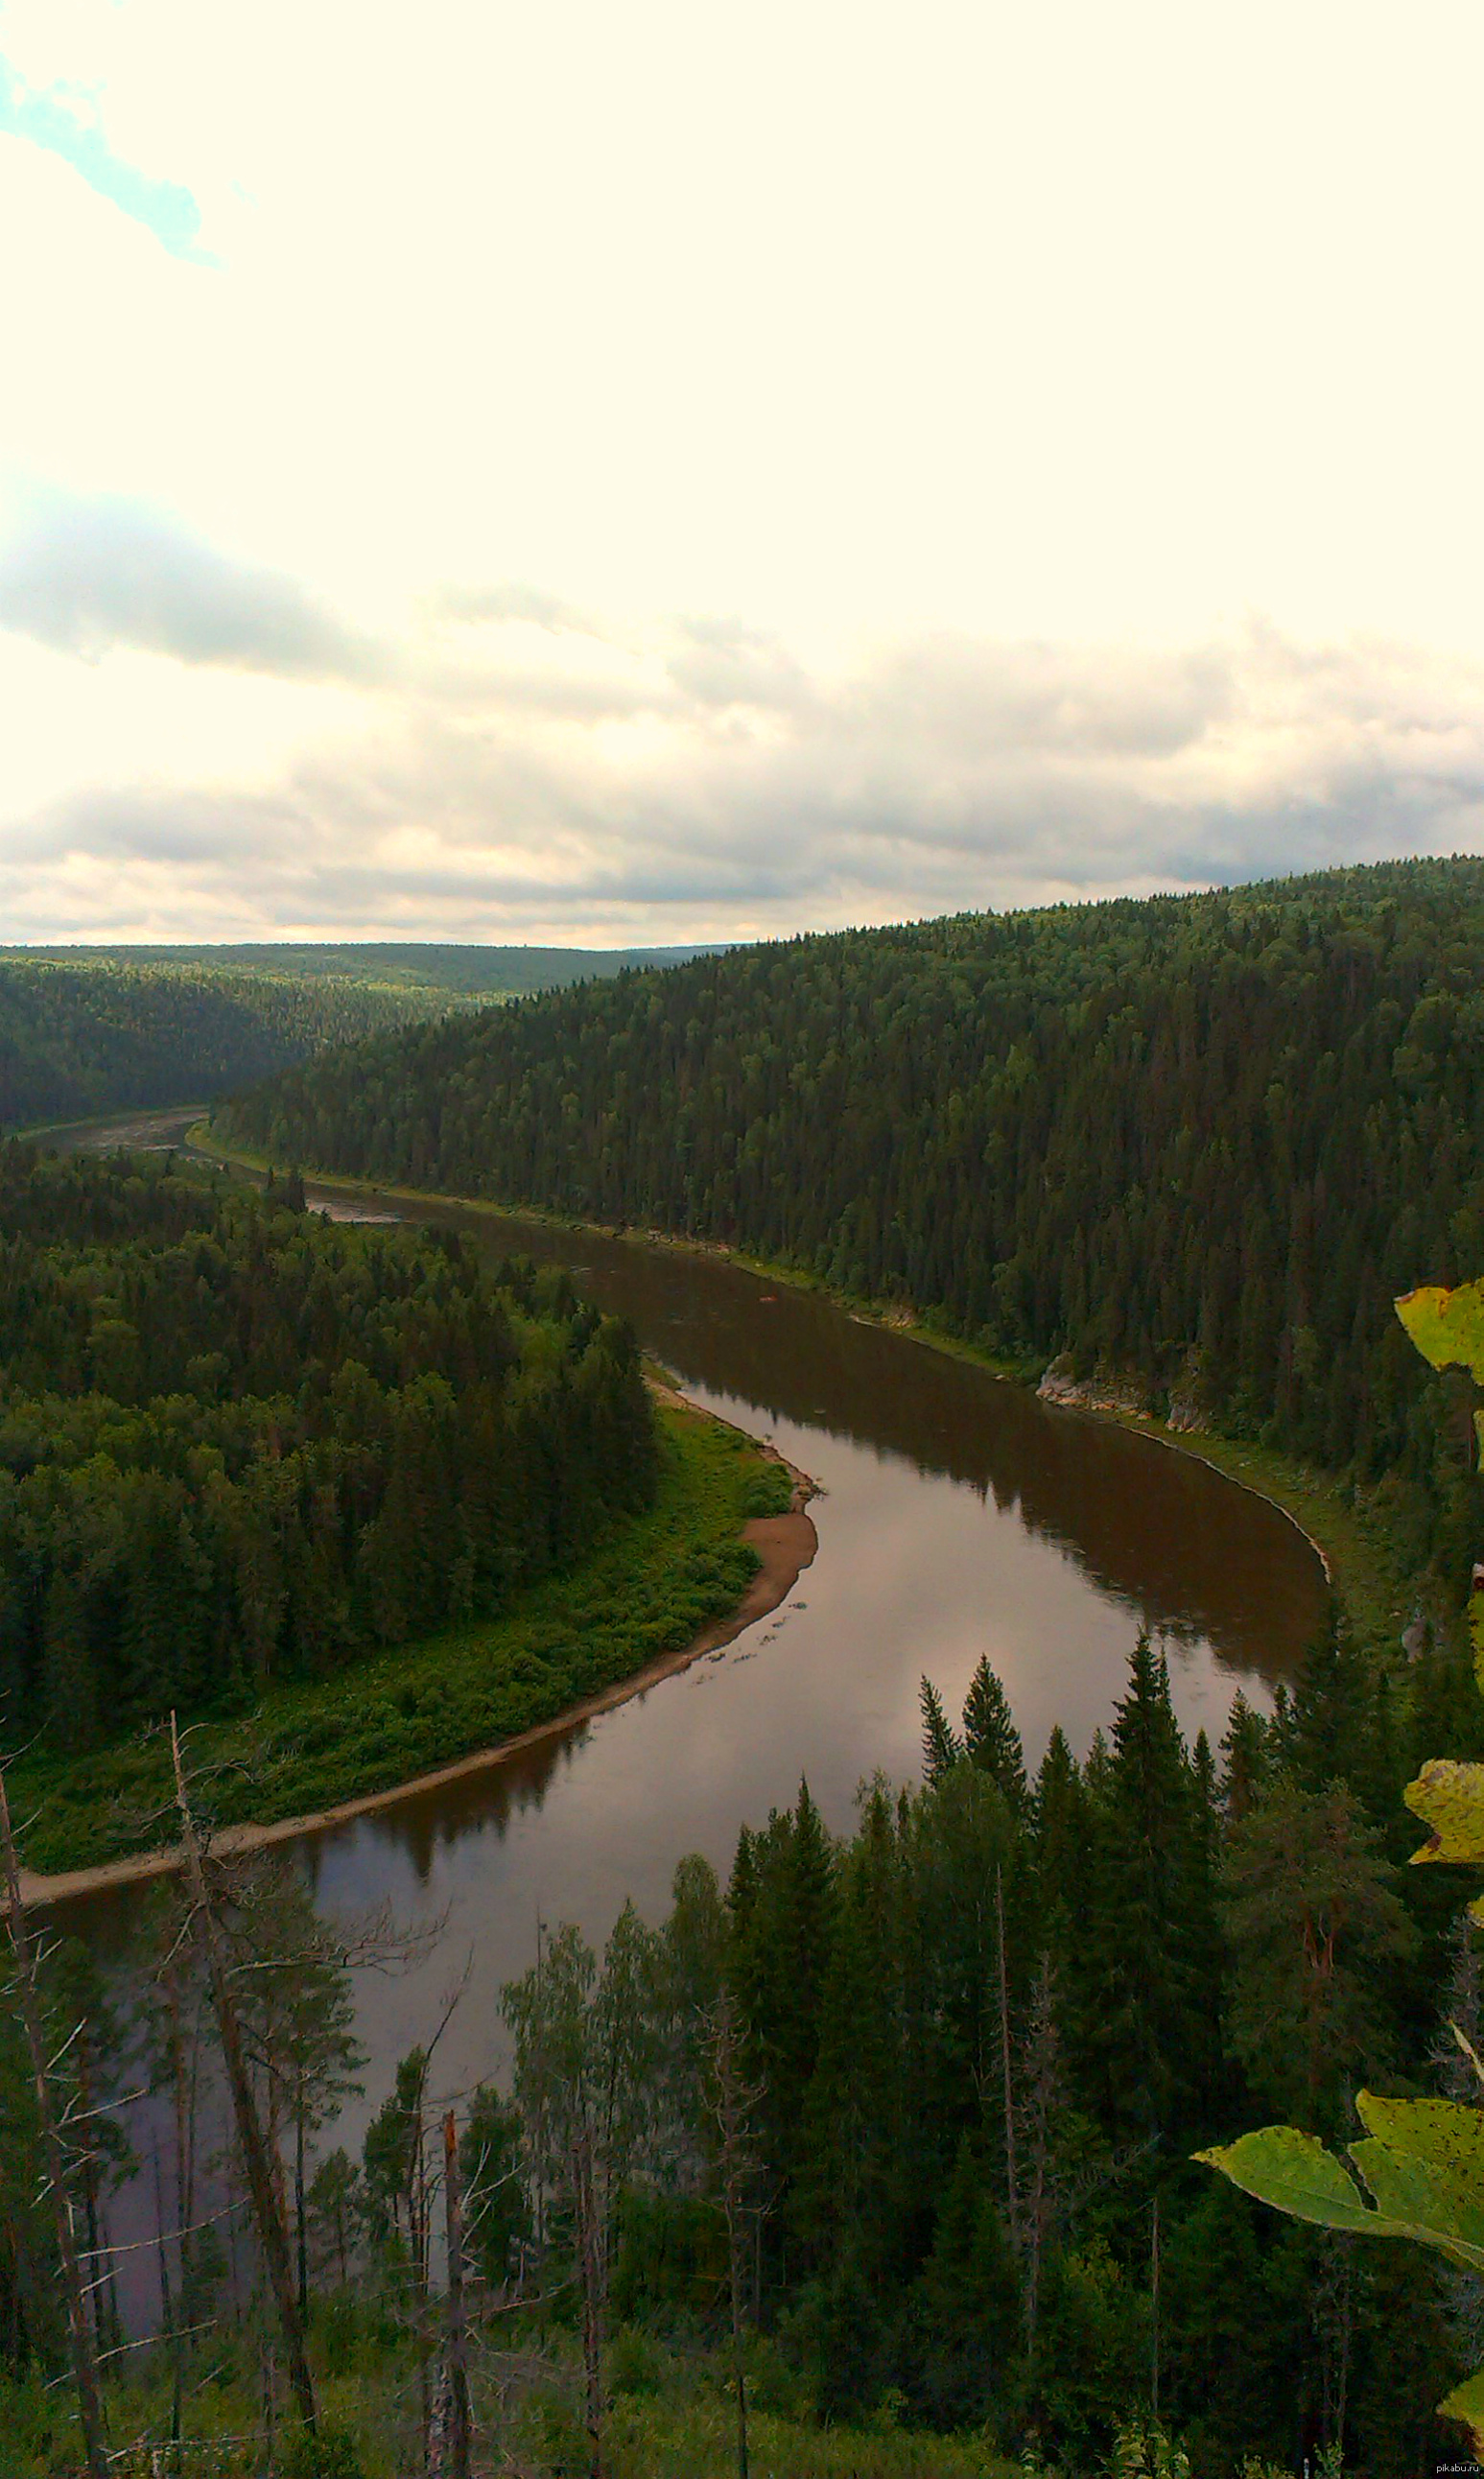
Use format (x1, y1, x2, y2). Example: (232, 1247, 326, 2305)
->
(1197, 1278, 1484, 2446)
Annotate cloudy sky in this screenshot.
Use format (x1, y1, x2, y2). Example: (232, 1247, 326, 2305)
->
(3, 1, 1483, 946)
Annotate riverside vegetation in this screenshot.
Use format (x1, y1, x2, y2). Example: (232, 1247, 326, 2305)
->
(221, 857, 1484, 1609)
(0, 1255, 1480, 2474)
(0, 1145, 789, 1872)
(10, 870, 1484, 2469)
(3, 1573, 1482, 2473)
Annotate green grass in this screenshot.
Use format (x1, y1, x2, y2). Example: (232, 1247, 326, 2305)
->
(14, 1405, 793, 1879)
(0, 2319, 1021, 2479)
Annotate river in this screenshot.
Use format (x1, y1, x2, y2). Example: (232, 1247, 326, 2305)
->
(49, 1111, 1327, 2174)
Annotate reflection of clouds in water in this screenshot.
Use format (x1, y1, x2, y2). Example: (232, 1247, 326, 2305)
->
(54, 1114, 1330, 2213)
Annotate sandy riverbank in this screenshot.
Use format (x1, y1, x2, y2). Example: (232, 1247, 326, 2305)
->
(16, 1410, 817, 1909)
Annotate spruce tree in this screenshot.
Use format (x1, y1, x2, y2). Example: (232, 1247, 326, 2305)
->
(806, 1779, 904, 2273)
(1032, 1724, 1090, 1967)
(1217, 1690, 1269, 1823)
(731, 1786, 837, 2257)
(919, 1678, 963, 1784)
(962, 1655, 1028, 1810)
(1075, 1637, 1208, 2145)
(1287, 1615, 1381, 1808)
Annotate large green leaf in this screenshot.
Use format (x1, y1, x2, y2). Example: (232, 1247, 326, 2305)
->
(1405, 1759, 1484, 1889)
(1443, 2368, 1484, 2450)
(1356, 2091, 1484, 2187)
(1396, 1280, 1484, 1383)
(1197, 2129, 1401, 2235)
(1346, 2138, 1484, 2271)
(1198, 1281, 1484, 2444)
(1198, 2126, 1484, 2271)
(1397, 1280, 1484, 1481)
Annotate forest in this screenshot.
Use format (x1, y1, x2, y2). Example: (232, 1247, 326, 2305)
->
(220, 856, 1484, 1533)
(0, 942, 715, 995)
(0, 1146, 655, 1749)
(0, 958, 436, 1129)
(9, 865, 1484, 2473)
(0, 941, 708, 1130)
(2, 1609, 1479, 2477)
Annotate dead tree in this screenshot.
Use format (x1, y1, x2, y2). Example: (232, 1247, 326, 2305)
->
(706, 1992, 766, 2479)
(437, 2109, 473, 2479)
(571, 2124, 606, 2479)
(0, 1764, 110, 2479)
(169, 1712, 318, 2437)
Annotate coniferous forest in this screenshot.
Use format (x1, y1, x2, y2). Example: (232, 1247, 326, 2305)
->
(0, 958, 438, 1129)
(223, 857, 1484, 1505)
(3, 1616, 1480, 2477)
(0, 941, 709, 1130)
(7, 869, 1484, 2473)
(0, 1146, 655, 1749)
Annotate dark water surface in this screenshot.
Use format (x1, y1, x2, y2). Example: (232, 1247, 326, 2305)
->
(54, 1112, 1328, 2157)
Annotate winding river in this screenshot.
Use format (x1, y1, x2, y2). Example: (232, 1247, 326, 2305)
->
(52, 1112, 1327, 2167)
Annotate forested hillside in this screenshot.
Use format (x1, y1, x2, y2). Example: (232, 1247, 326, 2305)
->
(0, 1147, 655, 1746)
(0, 939, 712, 993)
(0, 959, 424, 1128)
(223, 856, 1484, 1516)
(0, 941, 708, 1129)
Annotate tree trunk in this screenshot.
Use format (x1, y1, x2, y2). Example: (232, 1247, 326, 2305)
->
(709, 1999, 753, 2479)
(0, 1767, 111, 2479)
(169, 1714, 318, 2436)
(295, 2105, 309, 2326)
(572, 2129, 605, 2479)
(1150, 2189, 1161, 2422)
(995, 1867, 1019, 2247)
(412, 2064, 432, 2473)
(441, 2112, 472, 2479)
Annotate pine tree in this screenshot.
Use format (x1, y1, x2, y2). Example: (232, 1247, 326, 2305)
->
(1075, 1638, 1209, 2144)
(904, 2130, 1022, 2426)
(1223, 1782, 1415, 2126)
(805, 1779, 904, 2271)
(1032, 1725, 1090, 1966)
(1217, 1691, 1269, 1823)
(732, 1785, 837, 2261)
(1287, 1616, 1381, 1808)
(962, 1655, 1028, 1810)
(919, 1678, 963, 1784)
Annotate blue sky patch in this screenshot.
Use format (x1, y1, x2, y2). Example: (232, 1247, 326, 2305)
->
(0, 55, 214, 263)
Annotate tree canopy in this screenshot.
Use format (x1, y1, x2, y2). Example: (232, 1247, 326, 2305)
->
(223, 858, 1484, 1505)
(0, 1146, 655, 1748)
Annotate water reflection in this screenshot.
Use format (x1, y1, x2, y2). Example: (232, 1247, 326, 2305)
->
(52, 1115, 1328, 2162)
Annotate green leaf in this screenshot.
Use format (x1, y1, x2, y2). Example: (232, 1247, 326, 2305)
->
(1396, 1279, 1484, 1382)
(1404, 1759, 1484, 1873)
(1396, 1280, 1484, 1706)
(1441, 2366, 1484, 2450)
(1347, 2138, 1484, 2272)
(1355, 2090, 1484, 2187)
(1198, 2126, 1484, 2270)
(1196, 2128, 1391, 2233)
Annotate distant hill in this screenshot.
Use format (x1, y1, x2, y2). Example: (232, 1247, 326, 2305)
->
(0, 939, 714, 996)
(0, 941, 710, 1129)
(221, 856, 1484, 1529)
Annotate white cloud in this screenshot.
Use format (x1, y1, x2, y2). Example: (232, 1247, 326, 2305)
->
(5, 602, 1484, 942)
(2, 2, 1484, 938)
(0, 487, 383, 675)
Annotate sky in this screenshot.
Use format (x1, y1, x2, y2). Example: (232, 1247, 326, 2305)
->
(2, 1, 1484, 947)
